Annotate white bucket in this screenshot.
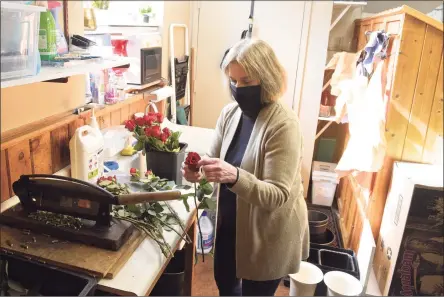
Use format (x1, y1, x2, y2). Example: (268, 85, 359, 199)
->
(324, 271, 363, 296)
(288, 261, 323, 296)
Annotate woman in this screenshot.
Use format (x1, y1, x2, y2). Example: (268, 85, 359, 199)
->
(182, 38, 309, 296)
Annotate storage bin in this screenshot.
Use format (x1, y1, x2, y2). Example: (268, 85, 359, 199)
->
(1, 2, 43, 81)
(150, 249, 186, 296)
(0, 253, 97, 296)
(311, 161, 339, 206)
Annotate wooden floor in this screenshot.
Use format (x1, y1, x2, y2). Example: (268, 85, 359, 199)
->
(193, 255, 289, 296)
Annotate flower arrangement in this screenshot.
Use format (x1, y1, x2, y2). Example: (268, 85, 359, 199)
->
(124, 112, 182, 153)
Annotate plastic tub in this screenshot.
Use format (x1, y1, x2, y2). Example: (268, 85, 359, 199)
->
(324, 271, 363, 296)
(1, 2, 44, 80)
(311, 161, 339, 207)
(289, 261, 324, 296)
(318, 249, 355, 272)
(0, 253, 97, 296)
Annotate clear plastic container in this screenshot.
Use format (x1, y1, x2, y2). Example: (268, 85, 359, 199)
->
(1, 2, 44, 80)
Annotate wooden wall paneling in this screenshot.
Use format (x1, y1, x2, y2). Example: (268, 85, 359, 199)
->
(402, 25, 443, 162)
(422, 58, 443, 163)
(99, 113, 111, 130)
(385, 15, 427, 160)
(366, 157, 394, 240)
(30, 132, 53, 174)
(130, 101, 141, 119)
(120, 105, 131, 123)
(111, 109, 122, 127)
(7, 140, 32, 194)
(1, 150, 11, 202)
(68, 115, 86, 139)
(51, 125, 70, 173)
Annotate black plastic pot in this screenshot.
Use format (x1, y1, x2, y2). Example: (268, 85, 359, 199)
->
(0, 253, 96, 296)
(150, 249, 185, 296)
(143, 15, 150, 23)
(310, 228, 335, 246)
(308, 210, 329, 235)
(146, 143, 188, 185)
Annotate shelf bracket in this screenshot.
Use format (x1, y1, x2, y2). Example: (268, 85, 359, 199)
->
(330, 5, 351, 31)
(43, 77, 69, 84)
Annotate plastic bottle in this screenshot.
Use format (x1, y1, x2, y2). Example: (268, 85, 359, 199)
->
(38, 2, 57, 61)
(89, 108, 101, 134)
(196, 211, 214, 254)
(69, 125, 105, 184)
(50, 6, 68, 55)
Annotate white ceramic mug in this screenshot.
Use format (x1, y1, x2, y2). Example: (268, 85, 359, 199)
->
(288, 261, 323, 296)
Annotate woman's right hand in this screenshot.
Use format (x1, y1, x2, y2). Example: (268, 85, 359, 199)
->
(181, 163, 203, 183)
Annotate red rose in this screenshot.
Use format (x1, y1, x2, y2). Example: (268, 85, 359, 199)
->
(156, 113, 164, 123)
(107, 176, 113, 181)
(135, 117, 145, 127)
(145, 170, 153, 177)
(130, 168, 137, 175)
(151, 126, 161, 138)
(162, 127, 171, 137)
(160, 132, 168, 143)
(185, 152, 201, 172)
(124, 120, 136, 132)
(145, 127, 152, 137)
(144, 114, 153, 126)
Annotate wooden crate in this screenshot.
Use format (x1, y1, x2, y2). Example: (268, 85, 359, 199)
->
(0, 93, 167, 204)
(337, 5, 443, 251)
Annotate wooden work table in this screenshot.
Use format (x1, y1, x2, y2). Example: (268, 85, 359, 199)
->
(0, 175, 203, 296)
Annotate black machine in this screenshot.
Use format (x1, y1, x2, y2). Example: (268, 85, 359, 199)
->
(0, 175, 181, 251)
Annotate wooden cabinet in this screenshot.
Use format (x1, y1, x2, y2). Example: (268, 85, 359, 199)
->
(337, 6, 443, 251)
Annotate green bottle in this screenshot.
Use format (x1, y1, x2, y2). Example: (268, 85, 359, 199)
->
(39, 10, 57, 61)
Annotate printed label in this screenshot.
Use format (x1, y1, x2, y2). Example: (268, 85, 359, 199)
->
(39, 29, 48, 49)
(198, 233, 214, 250)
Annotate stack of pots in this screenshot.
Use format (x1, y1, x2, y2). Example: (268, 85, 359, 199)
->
(308, 210, 335, 246)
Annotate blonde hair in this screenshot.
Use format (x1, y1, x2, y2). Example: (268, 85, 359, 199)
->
(221, 38, 286, 104)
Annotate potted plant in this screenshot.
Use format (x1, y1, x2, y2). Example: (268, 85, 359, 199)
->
(124, 112, 188, 185)
(92, 0, 109, 26)
(139, 6, 152, 23)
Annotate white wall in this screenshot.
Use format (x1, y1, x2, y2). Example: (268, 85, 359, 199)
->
(296, 1, 333, 197)
(161, 1, 191, 79)
(252, 1, 306, 109)
(191, 1, 252, 129)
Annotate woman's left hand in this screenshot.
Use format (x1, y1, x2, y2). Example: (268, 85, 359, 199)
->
(198, 158, 238, 184)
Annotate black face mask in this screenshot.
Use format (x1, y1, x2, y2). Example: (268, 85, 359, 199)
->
(230, 84, 263, 118)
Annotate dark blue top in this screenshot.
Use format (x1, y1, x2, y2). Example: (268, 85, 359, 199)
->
(218, 113, 257, 231)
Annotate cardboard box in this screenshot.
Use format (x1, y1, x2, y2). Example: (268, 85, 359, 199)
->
(373, 162, 443, 296)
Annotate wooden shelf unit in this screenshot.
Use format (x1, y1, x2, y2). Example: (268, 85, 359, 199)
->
(334, 6, 443, 252)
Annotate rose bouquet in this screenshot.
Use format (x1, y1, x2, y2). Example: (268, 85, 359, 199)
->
(124, 112, 181, 153)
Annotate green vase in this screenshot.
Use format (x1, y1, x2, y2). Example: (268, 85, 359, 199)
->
(39, 10, 57, 61)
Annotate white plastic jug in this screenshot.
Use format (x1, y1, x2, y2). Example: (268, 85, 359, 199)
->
(196, 211, 214, 254)
(289, 261, 324, 296)
(69, 125, 105, 184)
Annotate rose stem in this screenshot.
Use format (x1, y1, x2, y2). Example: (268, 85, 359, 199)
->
(194, 182, 205, 262)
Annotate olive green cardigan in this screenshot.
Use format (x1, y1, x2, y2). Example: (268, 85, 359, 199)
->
(208, 101, 310, 281)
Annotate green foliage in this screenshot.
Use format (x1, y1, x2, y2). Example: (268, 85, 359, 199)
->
(92, 0, 109, 10)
